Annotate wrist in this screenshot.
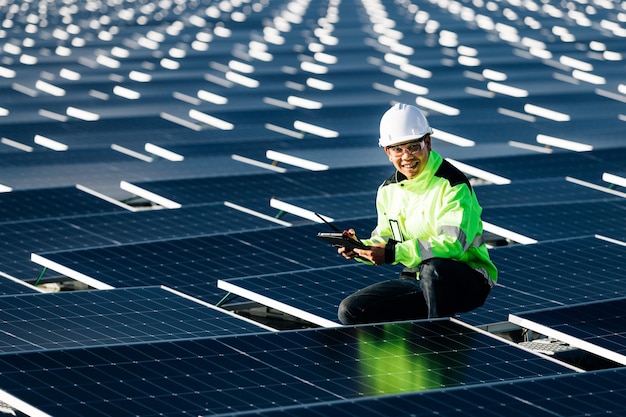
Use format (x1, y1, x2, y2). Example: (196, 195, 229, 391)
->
(384, 240, 397, 264)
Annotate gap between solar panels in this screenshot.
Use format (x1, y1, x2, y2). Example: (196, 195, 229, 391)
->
(76, 181, 181, 211)
(509, 297, 626, 369)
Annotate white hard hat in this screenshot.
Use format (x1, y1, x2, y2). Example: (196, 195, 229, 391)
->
(378, 103, 433, 147)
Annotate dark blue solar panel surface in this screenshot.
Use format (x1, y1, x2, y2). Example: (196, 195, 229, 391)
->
(1, 0, 626, 414)
(482, 200, 626, 242)
(0, 319, 573, 417)
(0, 187, 126, 224)
(0, 276, 38, 296)
(510, 297, 626, 365)
(226, 368, 626, 417)
(219, 236, 626, 327)
(467, 148, 626, 183)
(33, 221, 374, 303)
(0, 203, 281, 280)
(137, 167, 391, 206)
(475, 178, 625, 209)
(0, 286, 270, 354)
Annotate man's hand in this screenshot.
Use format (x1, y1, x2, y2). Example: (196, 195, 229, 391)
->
(353, 245, 386, 265)
(338, 243, 386, 265)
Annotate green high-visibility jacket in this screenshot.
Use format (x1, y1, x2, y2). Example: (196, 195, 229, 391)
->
(362, 150, 498, 283)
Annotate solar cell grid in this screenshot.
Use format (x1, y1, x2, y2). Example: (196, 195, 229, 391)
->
(0, 187, 125, 225)
(219, 236, 626, 328)
(0, 286, 271, 354)
(467, 148, 626, 182)
(218, 263, 399, 327)
(475, 178, 625, 209)
(134, 167, 391, 206)
(0, 319, 573, 417)
(488, 236, 626, 305)
(0, 219, 117, 279)
(33, 222, 373, 303)
(482, 200, 626, 242)
(223, 368, 626, 417)
(0, 275, 38, 296)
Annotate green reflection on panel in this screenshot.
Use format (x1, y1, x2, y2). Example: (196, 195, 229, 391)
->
(356, 322, 444, 395)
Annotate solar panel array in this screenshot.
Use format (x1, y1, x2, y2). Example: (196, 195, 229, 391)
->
(1, 0, 626, 415)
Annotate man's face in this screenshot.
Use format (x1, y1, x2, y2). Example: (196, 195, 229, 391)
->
(384, 135, 432, 180)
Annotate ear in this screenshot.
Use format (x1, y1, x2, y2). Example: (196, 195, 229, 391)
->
(425, 134, 432, 151)
(384, 147, 392, 158)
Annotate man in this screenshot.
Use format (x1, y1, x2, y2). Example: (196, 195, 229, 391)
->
(337, 103, 497, 325)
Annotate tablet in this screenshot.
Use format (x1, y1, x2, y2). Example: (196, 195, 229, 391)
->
(317, 231, 369, 251)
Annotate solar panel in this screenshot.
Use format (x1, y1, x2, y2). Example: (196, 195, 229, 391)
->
(0, 275, 39, 296)
(482, 200, 626, 242)
(2, 0, 626, 416)
(459, 236, 626, 328)
(466, 148, 626, 182)
(218, 235, 626, 328)
(134, 166, 391, 206)
(0, 187, 126, 225)
(31, 221, 375, 300)
(0, 286, 272, 354)
(0, 219, 117, 279)
(221, 367, 626, 417)
(475, 178, 625, 210)
(509, 297, 626, 366)
(487, 236, 626, 304)
(219, 263, 399, 327)
(0, 203, 282, 280)
(0, 319, 574, 417)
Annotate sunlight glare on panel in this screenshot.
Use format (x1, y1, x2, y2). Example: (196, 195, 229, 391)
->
(560, 55, 593, 71)
(197, 90, 228, 104)
(483, 69, 507, 81)
(113, 86, 141, 99)
(225, 71, 259, 87)
(602, 173, 626, 188)
(416, 97, 460, 116)
(35, 80, 65, 96)
(228, 60, 255, 74)
(287, 96, 323, 109)
(524, 104, 570, 121)
(111, 47, 129, 58)
(400, 63, 432, 79)
(0, 66, 16, 78)
(300, 61, 328, 74)
(189, 109, 234, 130)
(66, 107, 100, 121)
(160, 58, 180, 70)
(306, 78, 333, 91)
(60, 68, 80, 80)
(572, 70, 605, 85)
(34, 135, 68, 151)
(432, 130, 475, 147)
(313, 52, 337, 65)
(129, 71, 151, 82)
(293, 120, 338, 138)
(96, 54, 120, 68)
(536, 134, 593, 151)
(266, 150, 329, 171)
(487, 82, 528, 97)
(145, 143, 184, 162)
(1, 137, 33, 152)
(394, 79, 429, 95)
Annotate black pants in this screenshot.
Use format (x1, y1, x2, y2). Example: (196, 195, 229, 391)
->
(337, 258, 492, 325)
